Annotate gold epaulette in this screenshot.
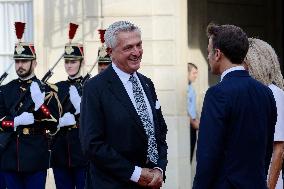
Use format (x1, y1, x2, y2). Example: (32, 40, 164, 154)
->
(46, 82, 58, 92)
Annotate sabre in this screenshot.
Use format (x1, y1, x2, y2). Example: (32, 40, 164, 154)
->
(0, 62, 14, 85)
(41, 53, 65, 83)
(81, 57, 99, 85)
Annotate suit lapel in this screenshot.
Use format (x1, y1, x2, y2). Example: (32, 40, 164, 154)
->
(106, 67, 147, 140)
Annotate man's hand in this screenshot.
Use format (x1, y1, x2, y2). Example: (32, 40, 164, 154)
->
(14, 112, 34, 131)
(137, 168, 154, 187)
(148, 168, 163, 189)
(57, 112, 76, 128)
(191, 119, 200, 130)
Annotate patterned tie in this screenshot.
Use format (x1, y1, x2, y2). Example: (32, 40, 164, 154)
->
(129, 74, 159, 164)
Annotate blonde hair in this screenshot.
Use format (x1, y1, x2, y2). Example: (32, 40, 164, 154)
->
(245, 38, 284, 90)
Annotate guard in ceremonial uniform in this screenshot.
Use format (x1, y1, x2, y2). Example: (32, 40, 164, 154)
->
(97, 29, 111, 73)
(0, 22, 61, 189)
(51, 23, 87, 189)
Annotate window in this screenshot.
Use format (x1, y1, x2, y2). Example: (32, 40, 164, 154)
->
(0, 0, 33, 84)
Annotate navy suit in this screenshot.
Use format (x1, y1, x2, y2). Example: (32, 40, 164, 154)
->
(193, 70, 277, 189)
(80, 66, 168, 189)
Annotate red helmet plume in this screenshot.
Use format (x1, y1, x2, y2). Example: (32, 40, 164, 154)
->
(98, 29, 106, 43)
(69, 23, 79, 42)
(15, 22, 26, 41)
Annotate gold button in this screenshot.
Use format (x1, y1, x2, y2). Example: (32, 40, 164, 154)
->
(23, 128, 29, 135)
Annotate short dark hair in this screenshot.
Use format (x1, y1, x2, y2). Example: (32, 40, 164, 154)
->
(207, 23, 249, 64)
(188, 62, 197, 72)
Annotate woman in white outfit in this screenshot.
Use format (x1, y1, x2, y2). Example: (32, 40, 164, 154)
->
(245, 38, 284, 189)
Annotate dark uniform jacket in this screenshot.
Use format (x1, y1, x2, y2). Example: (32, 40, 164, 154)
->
(51, 77, 87, 168)
(80, 66, 168, 189)
(0, 76, 61, 173)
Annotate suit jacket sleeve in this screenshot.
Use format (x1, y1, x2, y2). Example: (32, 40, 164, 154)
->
(193, 86, 229, 188)
(80, 79, 135, 182)
(147, 78, 168, 172)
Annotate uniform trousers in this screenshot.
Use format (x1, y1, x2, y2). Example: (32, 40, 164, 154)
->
(0, 172, 6, 189)
(190, 125, 197, 163)
(53, 167, 86, 189)
(3, 170, 47, 189)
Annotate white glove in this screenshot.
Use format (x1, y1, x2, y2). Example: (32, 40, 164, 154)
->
(69, 85, 81, 115)
(57, 112, 76, 128)
(30, 81, 45, 111)
(14, 112, 35, 131)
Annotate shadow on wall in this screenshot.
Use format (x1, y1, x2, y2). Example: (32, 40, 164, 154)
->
(43, 0, 100, 49)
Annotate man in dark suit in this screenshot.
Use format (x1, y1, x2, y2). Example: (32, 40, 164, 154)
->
(193, 24, 277, 189)
(80, 21, 168, 189)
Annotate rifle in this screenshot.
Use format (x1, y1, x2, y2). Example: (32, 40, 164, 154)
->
(0, 62, 14, 86)
(10, 53, 64, 117)
(41, 53, 64, 83)
(81, 57, 99, 85)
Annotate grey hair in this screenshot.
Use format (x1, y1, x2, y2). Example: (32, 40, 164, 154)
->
(245, 38, 284, 90)
(104, 21, 141, 48)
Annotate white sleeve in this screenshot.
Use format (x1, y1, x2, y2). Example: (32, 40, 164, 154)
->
(130, 166, 142, 182)
(270, 85, 284, 141)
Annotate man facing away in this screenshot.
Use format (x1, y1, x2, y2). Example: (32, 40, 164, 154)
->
(80, 20, 168, 189)
(193, 24, 277, 189)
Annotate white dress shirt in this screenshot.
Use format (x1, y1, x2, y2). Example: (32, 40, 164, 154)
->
(112, 63, 154, 182)
(220, 66, 245, 82)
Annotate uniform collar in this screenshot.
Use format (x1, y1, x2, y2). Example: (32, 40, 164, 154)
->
(68, 76, 83, 83)
(18, 74, 36, 84)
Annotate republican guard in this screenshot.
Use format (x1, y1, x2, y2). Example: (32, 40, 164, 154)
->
(0, 22, 61, 189)
(97, 29, 112, 73)
(51, 23, 87, 189)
